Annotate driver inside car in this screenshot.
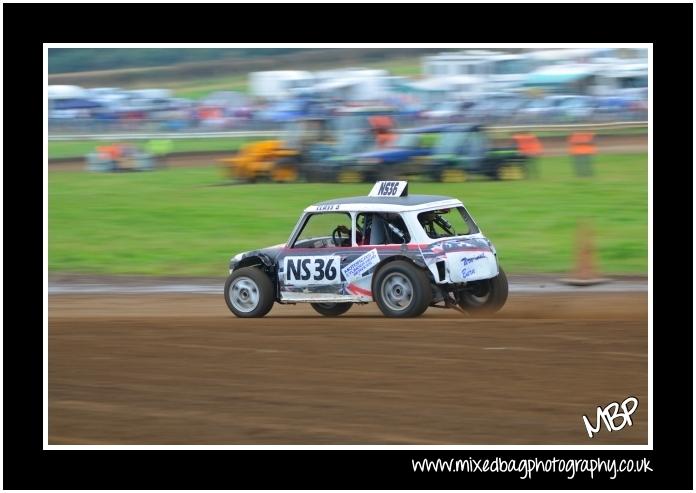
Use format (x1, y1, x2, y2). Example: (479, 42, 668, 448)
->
(335, 213, 408, 246)
(333, 224, 362, 246)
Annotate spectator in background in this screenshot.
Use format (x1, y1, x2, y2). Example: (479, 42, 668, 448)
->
(568, 132, 597, 177)
(369, 116, 396, 148)
(513, 132, 543, 179)
(96, 143, 124, 172)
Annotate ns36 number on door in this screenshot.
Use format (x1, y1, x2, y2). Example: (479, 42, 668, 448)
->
(284, 256, 341, 285)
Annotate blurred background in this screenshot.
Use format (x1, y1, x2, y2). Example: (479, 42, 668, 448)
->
(48, 47, 648, 278)
(48, 47, 647, 134)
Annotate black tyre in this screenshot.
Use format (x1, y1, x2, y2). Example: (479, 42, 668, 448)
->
(373, 260, 433, 317)
(496, 163, 526, 181)
(458, 265, 509, 315)
(437, 167, 467, 183)
(310, 302, 353, 317)
(302, 163, 331, 183)
(337, 169, 364, 183)
(224, 267, 275, 318)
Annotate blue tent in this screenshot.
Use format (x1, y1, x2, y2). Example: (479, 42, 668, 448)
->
(51, 98, 103, 110)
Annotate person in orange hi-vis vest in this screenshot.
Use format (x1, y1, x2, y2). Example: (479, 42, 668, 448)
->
(513, 132, 543, 178)
(369, 116, 396, 148)
(568, 132, 597, 177)
(96, 144, 123, 171)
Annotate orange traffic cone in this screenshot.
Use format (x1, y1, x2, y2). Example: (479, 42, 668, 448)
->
(561, 220, 610, 286)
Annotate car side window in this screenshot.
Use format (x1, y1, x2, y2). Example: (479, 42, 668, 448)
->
(356, 213, 410, 245)
(292, 212, 352, 248)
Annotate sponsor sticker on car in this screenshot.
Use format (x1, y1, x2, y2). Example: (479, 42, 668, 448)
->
(342, 248, 380, 282)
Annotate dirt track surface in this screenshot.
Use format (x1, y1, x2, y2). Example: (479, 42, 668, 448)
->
(48, 134, 647, 172)
(49, 292, 648, 445)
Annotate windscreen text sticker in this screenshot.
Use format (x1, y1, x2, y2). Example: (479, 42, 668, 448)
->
(284, 256, 341, 285)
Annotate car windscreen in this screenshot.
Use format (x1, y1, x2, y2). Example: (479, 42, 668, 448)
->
(418, 207, 479, 238)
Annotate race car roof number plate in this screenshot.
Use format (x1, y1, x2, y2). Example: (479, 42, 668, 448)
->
(368, 181, 408, 198)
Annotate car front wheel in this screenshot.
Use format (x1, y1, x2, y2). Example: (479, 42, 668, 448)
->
(224, 267, 275, 318)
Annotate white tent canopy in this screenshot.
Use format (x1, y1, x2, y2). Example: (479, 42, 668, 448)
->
(48, 85, 88, 100)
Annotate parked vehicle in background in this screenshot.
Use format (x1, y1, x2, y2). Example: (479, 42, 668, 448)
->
(424, 124, 529, 182)
(592, 63, 648, 96)
(87, 86, 124, 97)
(555, 95, 595, 122)
(513, 97, 552, 123)
(616, 88, 648, 120)
(518, 95, 593, 123)
(333, 127, 435, 183)
(467, 92, 529, 123)
(421, 100, 473, 122)
(201, 91, 254, 119)
(423, 50, 536, 90)
(48, 85, 102, 120)
(592, 95, 631, 121)
(220, 116, 331, 183)
(302, 130, 377, 183)
(254, 97, 325, 124)
(300, 106, 400, 182)
(311, 68, 390, 102)
(221, 107, 392, 184)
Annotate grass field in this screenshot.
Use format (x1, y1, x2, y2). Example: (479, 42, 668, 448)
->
(48, 153, 647, 276)
(48, 127, 646, 160)
(492, 126, 647, 139)
(48, 137, 263, 159)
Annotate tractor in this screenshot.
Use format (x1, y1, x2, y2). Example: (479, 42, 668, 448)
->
(221, 106, 398, 184)
(220, 117, 332, 183)
(424, 124, 529, 182)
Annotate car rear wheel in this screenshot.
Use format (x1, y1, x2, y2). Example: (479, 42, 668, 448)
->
(310, 302, 353, 317)
(458, 265, 508, 315)
(224, 267, 274, 318)
(373, 261, 432, 317)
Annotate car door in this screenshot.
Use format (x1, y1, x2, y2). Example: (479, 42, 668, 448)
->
(277, 211, 368, 303)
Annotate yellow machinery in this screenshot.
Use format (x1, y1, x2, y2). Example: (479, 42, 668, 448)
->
(220, 112, 397, 183)
(220, 118, 331, 183)
(220, 140, 299, 183)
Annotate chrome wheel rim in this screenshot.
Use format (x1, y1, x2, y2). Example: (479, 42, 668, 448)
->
(381, 272, 414, 312)
(229, 276, 260, 313)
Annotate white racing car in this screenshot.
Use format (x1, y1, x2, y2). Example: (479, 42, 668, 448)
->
(225, 181, 508, 318)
